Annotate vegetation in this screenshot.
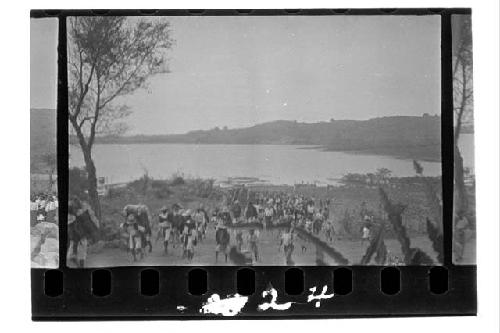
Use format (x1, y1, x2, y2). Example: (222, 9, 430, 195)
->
(67, 17, 173, 219)
(452, 15, 475, 263)
(340, 161, 443, 265)
(92, 115, 442, 162)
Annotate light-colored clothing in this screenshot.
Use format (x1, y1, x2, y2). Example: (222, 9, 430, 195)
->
(282, 232, 293, 246)
(362, 227, 370, 239)
(45, 200, 58, 212)
(265, 207, 274, 217)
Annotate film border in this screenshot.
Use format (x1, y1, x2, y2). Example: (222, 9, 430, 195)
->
(31, 8, 475, 320)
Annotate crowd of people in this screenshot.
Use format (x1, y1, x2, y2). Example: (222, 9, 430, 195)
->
(30, 193, 59, 226)
(64, 188, 381, 266)
(115, 190, 376, 265)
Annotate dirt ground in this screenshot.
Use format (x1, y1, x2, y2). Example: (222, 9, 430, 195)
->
(84, 225, 440, 267)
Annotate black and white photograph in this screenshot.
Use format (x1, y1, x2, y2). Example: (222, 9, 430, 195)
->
(451, 14, 475, 265)
(30, 17, 59, 268)
(64, 15, 457, 267)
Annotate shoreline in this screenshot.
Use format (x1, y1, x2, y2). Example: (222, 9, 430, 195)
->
(73, 141, 442, 163)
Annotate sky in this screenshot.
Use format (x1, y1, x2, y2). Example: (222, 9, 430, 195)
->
(30, 16, 441, 134)
(30, 18, 58, 109)
(121, 15, 441, 134)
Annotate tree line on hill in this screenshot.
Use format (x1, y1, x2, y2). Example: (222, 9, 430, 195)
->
(89, 115, 441, 161)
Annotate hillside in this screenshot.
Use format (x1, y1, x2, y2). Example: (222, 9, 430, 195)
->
(30, 108, 56, 172)
(95, 115, 442, 161)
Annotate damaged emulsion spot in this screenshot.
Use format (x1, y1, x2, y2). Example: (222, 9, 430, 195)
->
(199, 293, 249, 316)
(196, 284, 333, 315)
(176, 305, 187, 312)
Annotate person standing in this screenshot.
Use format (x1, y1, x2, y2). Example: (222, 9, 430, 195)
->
(235, 230, 244, 252)
(245, 201, 258, 222)
(247, 229, 260, 262)
(281, 227, 295, 265)
(171, 205, 183, 249)
(67, 197, 99, 267)
(215, 222, 230, 263)
(181, 210, 197, 260)
(361, 217, 372, 246)
(158, 206, 172, 254)
(121, 213, 143, 261)
(231, 200, 242, 221)
(264, 205, 274, 229)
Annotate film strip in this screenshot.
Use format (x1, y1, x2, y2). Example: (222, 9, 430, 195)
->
(30, 8, 476, 319)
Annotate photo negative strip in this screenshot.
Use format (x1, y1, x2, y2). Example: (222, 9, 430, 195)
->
(66, 15, 445, 268)
(30, 17, 59, 268)
(30, 9, 481, 320)
(451, 14, 475, 265)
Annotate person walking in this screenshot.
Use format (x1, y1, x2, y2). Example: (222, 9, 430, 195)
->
(215, 222, 230, 263)
(281, 227, 295, 265)
(247, 229, 260, 262)
(158, 206, 172, 254)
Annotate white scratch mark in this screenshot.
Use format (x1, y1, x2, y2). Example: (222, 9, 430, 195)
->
(199, 293, 249, 317)
(307, 285, 334, 308)
(258, 285, 293, 311)
(176, 305, 187, 312)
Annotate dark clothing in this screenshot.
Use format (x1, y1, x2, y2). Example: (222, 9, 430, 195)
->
(220, 212, 232, 225)
(232, 204, 242, 219)
(215, 228, 230, 246)
(245, 204, 258, 219)
(172, 214, 183, 230)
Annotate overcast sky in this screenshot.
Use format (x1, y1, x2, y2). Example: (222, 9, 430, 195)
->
(119, 15, 441, 134)
(30, 18, 58, 109)
(31, 16, 441, 134)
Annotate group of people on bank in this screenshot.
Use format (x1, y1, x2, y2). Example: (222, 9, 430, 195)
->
(67, 189, 378, 266)
(117, 191, 341, 264)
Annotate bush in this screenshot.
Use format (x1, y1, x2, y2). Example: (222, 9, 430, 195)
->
(171, 175, 185, 186)
(127, 174, 151, 194)
(151, 180, 172, 199)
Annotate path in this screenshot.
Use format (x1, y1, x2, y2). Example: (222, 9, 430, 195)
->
(85, 227, 439, 267)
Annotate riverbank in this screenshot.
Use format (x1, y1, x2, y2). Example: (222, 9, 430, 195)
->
(96, 173, 441, 246)
(296, 144, 440, 162)
(325, 145, 441, 163)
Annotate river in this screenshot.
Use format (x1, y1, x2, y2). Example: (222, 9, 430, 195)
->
(69, 133, 474, 186)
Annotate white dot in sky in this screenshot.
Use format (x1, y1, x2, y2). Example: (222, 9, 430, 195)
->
(282, 102, 288, 107)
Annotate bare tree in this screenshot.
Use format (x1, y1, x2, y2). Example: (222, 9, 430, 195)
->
(452, 15, 474, 262)
(453, 16, 474, 144)
(67, 17, 173, 219)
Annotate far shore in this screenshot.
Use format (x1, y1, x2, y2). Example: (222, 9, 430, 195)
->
(72, 141, 442, 163)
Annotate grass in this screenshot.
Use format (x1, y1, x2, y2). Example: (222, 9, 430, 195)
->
(98, 174, 441, 243)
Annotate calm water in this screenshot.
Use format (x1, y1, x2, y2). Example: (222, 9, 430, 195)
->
(70, 134, 474, 185)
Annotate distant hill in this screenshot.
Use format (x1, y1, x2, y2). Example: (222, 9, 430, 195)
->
(30, 108, 56, 172)
(94, 114, 442, 161)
